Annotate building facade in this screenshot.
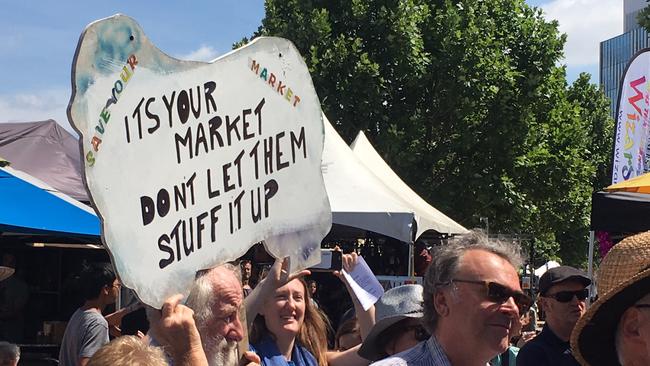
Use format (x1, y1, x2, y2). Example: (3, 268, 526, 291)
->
(600, 0, 650, 117)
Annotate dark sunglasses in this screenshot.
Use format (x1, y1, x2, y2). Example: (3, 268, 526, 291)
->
(448, 279, 532, 314)
(545, 288, 589, 303)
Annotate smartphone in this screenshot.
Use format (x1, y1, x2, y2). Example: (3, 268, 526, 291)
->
(309, 249, 343, 271)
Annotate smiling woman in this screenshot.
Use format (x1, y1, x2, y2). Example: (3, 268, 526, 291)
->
(250, 278, 329, 366)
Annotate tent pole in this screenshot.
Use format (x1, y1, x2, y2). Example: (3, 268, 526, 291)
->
(408, 240, 414, 278)
(587, 230, 595, 306)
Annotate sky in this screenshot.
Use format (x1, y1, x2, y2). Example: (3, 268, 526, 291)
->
(0, 0, 623, 134)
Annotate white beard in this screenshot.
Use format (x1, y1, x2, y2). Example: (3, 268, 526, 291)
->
(203, 333, 238, 366)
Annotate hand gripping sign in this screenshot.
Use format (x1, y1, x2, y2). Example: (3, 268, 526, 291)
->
(69, 14, 332, 307)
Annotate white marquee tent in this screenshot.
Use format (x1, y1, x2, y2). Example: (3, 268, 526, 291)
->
(323, 115, 467, 244)
(322, 117, 416, 243)
(350, 131, 468, 238)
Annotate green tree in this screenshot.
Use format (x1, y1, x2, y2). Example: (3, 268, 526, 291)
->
(247, 0, 613, 267)
(637, 1, 650, 31)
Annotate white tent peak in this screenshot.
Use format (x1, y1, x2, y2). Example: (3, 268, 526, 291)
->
(322, 116, 415, 243)
(350, 130, 468, 238)
(534, 260, 561, 277)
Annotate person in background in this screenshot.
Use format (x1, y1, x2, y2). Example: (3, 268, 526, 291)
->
(571, 231, 650, 366)
(0, 342, 19, 366)
(371, 230, 531, 366)
(0, 253, 29, 342)
(242, 260, 254, 297)
(516, 266, 590, 366)
(490, 311, 537, 366)
(335, 317, 362, 351)
(414, 242, 432, 277)
(307, 279, 320, 308)
(358, 284, 428, 362)
(59, 263, 119, 366)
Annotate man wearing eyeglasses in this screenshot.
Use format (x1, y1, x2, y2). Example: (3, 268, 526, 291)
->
(516, 266, 591, 366)
(371, 230, 531, 366)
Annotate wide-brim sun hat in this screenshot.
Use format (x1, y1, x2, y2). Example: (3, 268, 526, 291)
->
(358, 284, 424, 361)
(571, 231, 650, 366)
(0, 266, 14, 281)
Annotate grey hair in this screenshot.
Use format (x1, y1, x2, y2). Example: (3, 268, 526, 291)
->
(0, 342, 19, 361)
(146, 262, 242, 337)
(186, 263, 241, 331)
(422, 230, 523, 333)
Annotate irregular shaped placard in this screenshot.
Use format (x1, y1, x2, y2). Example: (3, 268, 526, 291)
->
(69, 14, 332, 307)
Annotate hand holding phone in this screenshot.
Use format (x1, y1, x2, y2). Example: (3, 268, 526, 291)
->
(309, 249, 343, 271)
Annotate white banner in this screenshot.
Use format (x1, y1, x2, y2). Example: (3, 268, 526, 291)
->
(69, 15, 332, 307)
(612, 49, 650, 184)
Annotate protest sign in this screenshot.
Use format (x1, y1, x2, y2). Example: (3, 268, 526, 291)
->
(68, 14, 332, 307)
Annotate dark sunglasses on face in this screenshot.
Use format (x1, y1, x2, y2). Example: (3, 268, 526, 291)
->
(445, 279, 532, 314)
(545, 288, 589, 303)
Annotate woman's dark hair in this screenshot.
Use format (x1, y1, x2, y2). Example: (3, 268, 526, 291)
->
(80, 262, 116, 301)
(335, 317, 360, 351)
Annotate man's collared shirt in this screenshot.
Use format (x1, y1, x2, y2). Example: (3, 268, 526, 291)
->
(370, 335, 451, 366)
(370, 334, 495, 366)
(516, 324, 579, 366)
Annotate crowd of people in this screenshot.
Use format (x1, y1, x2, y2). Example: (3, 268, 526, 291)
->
(2, 229, 650, 366)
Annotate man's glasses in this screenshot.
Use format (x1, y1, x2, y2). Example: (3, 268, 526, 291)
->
(442, 279, 532, 314)
(545, 289, 588, 303)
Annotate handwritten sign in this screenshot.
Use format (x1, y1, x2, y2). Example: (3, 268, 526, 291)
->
(68, 15, 332, 307)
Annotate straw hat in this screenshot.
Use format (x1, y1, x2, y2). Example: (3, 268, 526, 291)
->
(571, 231, 650, 366)
(358, 284, 424, 361)
(0, 266, 14, 281)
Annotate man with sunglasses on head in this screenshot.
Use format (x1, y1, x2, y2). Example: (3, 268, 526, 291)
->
(371, 230, 531, 366)
(516, 266, 590, 366)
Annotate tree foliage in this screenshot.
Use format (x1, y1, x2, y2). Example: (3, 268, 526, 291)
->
(638, 2, 650, 31)
(246, 0, 614, 267)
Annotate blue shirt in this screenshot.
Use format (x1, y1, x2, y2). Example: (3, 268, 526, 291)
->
(250, 336, 318, 366)
(369, 336, 452, 366)
(370, 335, 493, 366)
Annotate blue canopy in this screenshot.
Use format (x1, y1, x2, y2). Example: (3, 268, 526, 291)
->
(0, 167, 100, 239)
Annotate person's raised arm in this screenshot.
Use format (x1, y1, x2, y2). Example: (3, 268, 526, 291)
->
(326, 253, 378, 366)
(148, 294, 208, 366)
(327, 344, 369, 366)
(333, 252, 376, 340)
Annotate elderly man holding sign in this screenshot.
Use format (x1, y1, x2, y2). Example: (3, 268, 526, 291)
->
(69, 13, 333, 366)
